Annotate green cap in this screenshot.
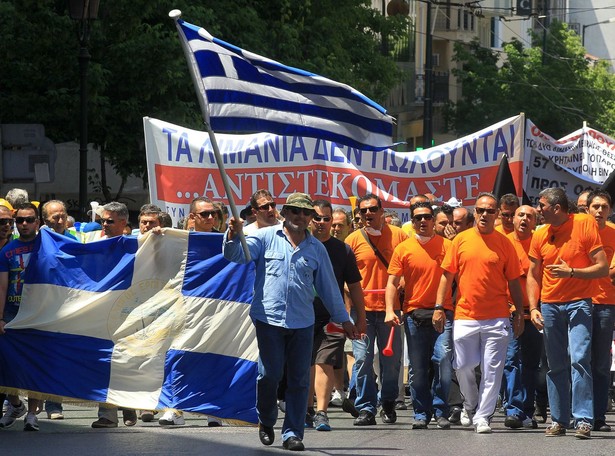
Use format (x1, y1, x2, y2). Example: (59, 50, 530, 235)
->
(284, 192, 314, 210)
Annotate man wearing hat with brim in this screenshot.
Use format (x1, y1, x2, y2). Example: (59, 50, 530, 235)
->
(224, 192, 360, 452)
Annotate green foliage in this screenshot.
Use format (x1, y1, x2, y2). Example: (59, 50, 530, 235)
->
(1, 0, 406, 184)
(445, 20, 615, 139)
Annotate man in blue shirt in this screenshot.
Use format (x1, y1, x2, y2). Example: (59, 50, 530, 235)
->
(224, 192, 359, 452)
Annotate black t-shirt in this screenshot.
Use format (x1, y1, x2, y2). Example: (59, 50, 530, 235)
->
(313, 236, 362, 322)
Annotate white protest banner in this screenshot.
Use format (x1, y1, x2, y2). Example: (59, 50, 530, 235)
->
(524, 120, 615, 203)
(144, 115, 524, 225)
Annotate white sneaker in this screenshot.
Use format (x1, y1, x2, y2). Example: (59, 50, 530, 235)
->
(329, 390, 344, 407)
(158, 410, 185, 426)
(474, 418, 492, 434)
(0, 401, 26, 428)
(460, 408, 474, 427)
(24, 412, 39, 432)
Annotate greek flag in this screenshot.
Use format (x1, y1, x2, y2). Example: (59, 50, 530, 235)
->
(175, 17, 394, 151)
(0, 229, 258, 424)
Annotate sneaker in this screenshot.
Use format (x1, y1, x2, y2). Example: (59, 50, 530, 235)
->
(341, 398, 359, 418)
(47, 411, 64, 420)
(305, 408, 315, 428)
(460, 408, 474, 427)
(0, 401, 26, 428)
(353, 410, 376, 426)
(575, 422, 591, 439)
(380, 402, 397, 424)
(23, 413, 39, 432)
(314, 411, 331, 431)
(91, 417, 118, 428)
(475, 418, 492, 434)
(504, 414, 524, 429)
(593, 419, 611, 432)
(436, 417, 451, 429)
(140, 411, 155, 422)
(449, 406, 462, 424)
(545, 422, 566, 437)
(329, 390, 343, 407)
(411, 418, 428, 429)
(394, 400, 407, 410)
(277, 400, 286, 413)
(207, 416, 222, 427)
(522, 417, 538, 429)
(158, 410, 185, 426)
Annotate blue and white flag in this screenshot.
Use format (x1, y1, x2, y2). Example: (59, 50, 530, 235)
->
(0, 229, 258, 424)
(175, 17, 394, 151)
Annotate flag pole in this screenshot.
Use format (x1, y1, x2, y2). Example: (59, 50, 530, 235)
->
(170, 10, 250, 261)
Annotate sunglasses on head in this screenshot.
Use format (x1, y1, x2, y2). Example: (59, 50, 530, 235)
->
(475, 207, 497, 215)
(257, 202, 276, 211)
(313, 215, 332, 222)
(288, 207, 314, 216)
(412, 214, 433, 221)
(197, 210, 217, 219)
(359, 206, 379, 214)
(15, 216, 37, 224)
(0, 218, 14, 226)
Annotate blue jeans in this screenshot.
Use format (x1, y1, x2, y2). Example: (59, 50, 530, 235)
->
(405, 310, 453, 421)
(542, 299, 593, 426)
(253, 319, 313, 442)
(519, 321, 543, 418)
(591, 304, 615, 422)
(502, 326, 526, 419)
(352, 311, 401, 415)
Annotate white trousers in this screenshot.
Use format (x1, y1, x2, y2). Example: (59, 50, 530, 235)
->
(453, 318, 510, 423)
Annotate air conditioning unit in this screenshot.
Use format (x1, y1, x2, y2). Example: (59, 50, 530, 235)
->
(568, 23, 581, 35)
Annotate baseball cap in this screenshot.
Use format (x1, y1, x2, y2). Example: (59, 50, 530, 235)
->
(445, 197, 463, 208)
(284, 193, 314, 210)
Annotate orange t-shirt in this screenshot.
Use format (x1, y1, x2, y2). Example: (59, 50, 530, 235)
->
(593, 224, 615, 305)
(346, 224, 408, 311)
(495, 224, 513, 235)
(506, 232, 533, 314)
(441, 227, 520, 320)
(388, 235, 453, 313)
(529, 213, 603, 303)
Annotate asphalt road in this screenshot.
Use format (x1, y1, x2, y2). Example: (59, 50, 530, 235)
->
(2, 403, 614, 456)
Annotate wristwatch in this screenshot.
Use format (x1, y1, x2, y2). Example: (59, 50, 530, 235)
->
(434, 304, 445, 311)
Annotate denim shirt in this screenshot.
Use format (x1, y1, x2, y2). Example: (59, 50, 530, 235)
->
(223, 224, 350, 329)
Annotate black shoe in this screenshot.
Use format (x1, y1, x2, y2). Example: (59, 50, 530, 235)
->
(122, 409, 138, 427)
(258, 423, 274, 446)
(593, 420, 612, 432)
(394, 400, 407, 410)
(341, 398, 359, 418)
(353, 410, 376, 426)
(504, 414, 523, 429)
(305, 408, 315, 428)
(380, 401, 397, 424)
(283, 436, 305, 451)
(449, 406, 462, 424)
(534, 405, 547, 423)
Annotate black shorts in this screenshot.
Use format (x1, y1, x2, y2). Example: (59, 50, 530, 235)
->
(311, 321, 345, 369)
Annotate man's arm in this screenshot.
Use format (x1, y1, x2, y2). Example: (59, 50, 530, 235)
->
(544, 248, 608, 280)
(507, 278, 525, 338)
(347, 281, 367, 335)
(223, 217, 258, 264)
(526, 257, 543, 331)
(433, 270, 454, 333)
(384, 275, 401, 327)
(0, 271, 8, 335)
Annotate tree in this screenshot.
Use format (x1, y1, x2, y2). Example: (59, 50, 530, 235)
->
(1, 0, 407, 200)
(445, 20, 615, 139)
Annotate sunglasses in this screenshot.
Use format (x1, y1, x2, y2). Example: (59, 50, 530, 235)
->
(359, 206, 380, 214)
(0, 218, 14, 226)
(313, 216, 332, 222)
(412, 214, 433, 221)
(197, 210, 217, 218)
(257, 202, 276, 211)
(500, 212, 514, 218)
(475, 207, 497, 215)
(15, 216, 37, 224)
(101, 218, 116, 225)
(288, 207, 314, 216)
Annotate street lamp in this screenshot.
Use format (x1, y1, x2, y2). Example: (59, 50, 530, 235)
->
(68, 0, 100, 221)
(582, 17, 615, 47)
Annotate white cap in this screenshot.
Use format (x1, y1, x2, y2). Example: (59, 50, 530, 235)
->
(445, 197, 463, 208)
